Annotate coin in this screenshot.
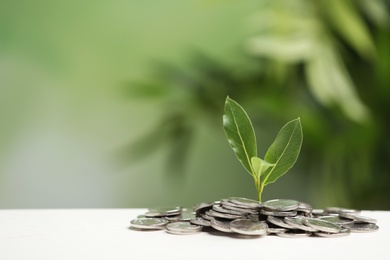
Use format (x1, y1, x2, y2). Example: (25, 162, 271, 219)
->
(260, 209, 298, 217)
(210, 218, 233, 233)
(297, 202, 312, 214)
(228, 197, 262, 209)
(130, 218, 169, 230)
(202, 211, 214, 221)
(267, 227, 287, 234)
(208, 209, 243, 220)
(221, 204, 259, 214)
(190, 217, 212, 227)
(348, 223, 379, 233)
(339, 212, 377, 224)
(303, 218, 341, 233)
(193, 202, 215, 216)
(229, 219, 268, 236)
(221, 199, 258, 210)
(166, 222, 203, 234)
(220, 199, 245, 208)
(145, 207, 181, 217)
(212, 205, 246, 216)
(276, 229, 311, 238)
(263, 199, 300, 211)
(315, 228, 351, 238)
(165, 211, 196, 222)
(248, 214, 260, 221)
(284, 216, 317, 232)
(324, 207, 360, 214)
(166, 230, 196, 235)
(317, 215, 354, 226)
(266, 216, 294, 229)
(311, 209, 327, 216)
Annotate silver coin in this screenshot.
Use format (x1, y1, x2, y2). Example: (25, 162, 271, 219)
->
(229, 219, 268, 236)
(220, 199, 238, 206)
(315, 228, 351, 238)
(266, 216, 294, 229)
(303, 218, 341, 233)
(317, 215, 354, 226)
(311, 209, 327, 216)
(200, 214, 213, 221)
(166, 221, 203, 233)
(263, 199, 300, 211)
(348, 223, 379, 233)
(276, 229, 311, 238)
(193, 202, 215, 215)
(339, 212, 377, 224)
(212, 205, 246, 216)
(208, 209, 243, 220)
(297, 212, 311, 217)
(221, 204, 259, 214)
(284, 216, 317, 232)
(202, 211, 214, 221)
(145, 207, 181, 217)
(210, 218, 233, 233)
(297, 202, 313, 214)
(221, 199, 253, 210)
(260, 209, 297, 217)
(130, 217, 169, 230)
(166, 229, 200, 235)
(190, 217, 212, 227)
(165, 211, 196, 222)
(267, 227, 287, 234)
(324, 207, 360, 214)
(248, 214, 260, 221)
(228, 197, 262, 209)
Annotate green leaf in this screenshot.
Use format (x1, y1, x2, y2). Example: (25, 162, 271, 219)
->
(263, 118, 303, 186)
(223, 96, 257, 175)
(251, 157, 274, 177)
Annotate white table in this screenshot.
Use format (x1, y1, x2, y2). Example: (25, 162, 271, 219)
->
(0, 209, 388, 260)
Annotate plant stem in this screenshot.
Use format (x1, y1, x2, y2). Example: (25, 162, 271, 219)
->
(258, 182, 265, 202)
(254, 175, 262, 202)
(253, 175, 260, 202)
(257, 181, 263, 202)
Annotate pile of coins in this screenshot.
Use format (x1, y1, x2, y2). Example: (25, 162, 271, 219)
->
(130, 198, 379, 237)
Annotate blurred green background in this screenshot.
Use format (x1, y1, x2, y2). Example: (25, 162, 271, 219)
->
(1, 0, 389, 209)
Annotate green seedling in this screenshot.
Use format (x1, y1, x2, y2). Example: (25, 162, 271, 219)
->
(223, 96, 303, 202)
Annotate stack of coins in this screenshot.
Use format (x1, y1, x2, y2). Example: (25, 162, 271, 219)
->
(130, 198, 379, 237)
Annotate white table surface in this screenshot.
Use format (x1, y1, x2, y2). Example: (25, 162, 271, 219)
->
(0, 209, 388, 260)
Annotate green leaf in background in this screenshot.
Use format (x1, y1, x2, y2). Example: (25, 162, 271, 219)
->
(223, 96, 257, 175)
(325, 0, 376, 59)
(263, 118, 303, 186)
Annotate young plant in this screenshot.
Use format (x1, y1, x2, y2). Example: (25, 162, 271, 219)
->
(223, 96, 303, 202)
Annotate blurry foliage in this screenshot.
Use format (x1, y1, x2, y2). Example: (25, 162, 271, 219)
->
(122, 0, 390, 209)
